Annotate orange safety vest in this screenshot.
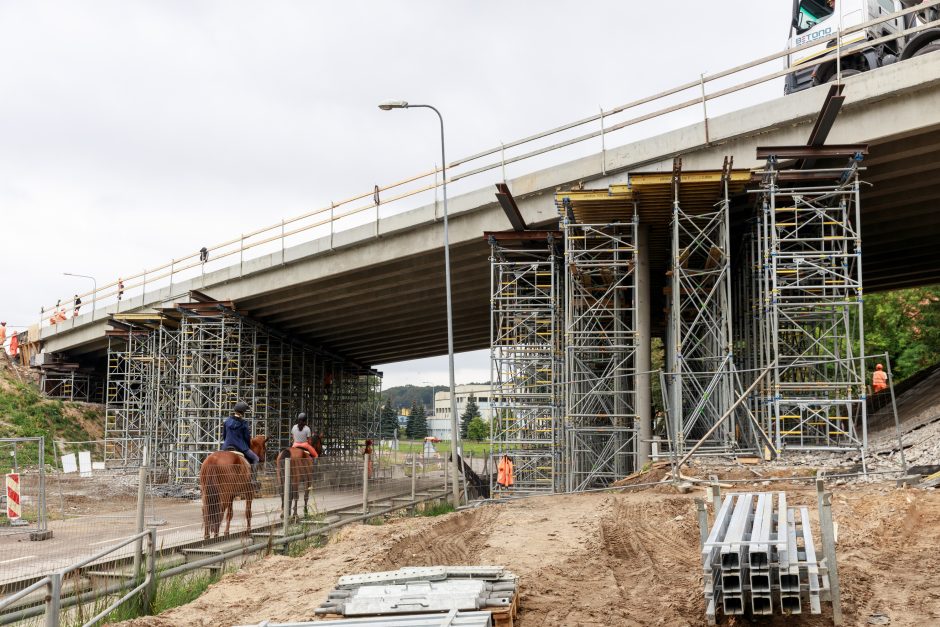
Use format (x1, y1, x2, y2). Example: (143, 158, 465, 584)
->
(497, 456, 514, 487)
(9, 333, 18, 357)
(872, 370, 888, 391)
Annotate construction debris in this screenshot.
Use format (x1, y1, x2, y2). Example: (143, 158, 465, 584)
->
(236, 611, 495, 627)
(314, 566, 518, 623)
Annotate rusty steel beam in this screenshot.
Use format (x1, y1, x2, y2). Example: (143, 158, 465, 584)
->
(494, 183, 527, 231)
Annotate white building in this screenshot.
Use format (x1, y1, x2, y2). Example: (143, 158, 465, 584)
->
(429, 384, 494, 440)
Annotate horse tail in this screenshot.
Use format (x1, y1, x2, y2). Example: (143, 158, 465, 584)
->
(200, 460, 222, 535)
(276, 449, 292, 495)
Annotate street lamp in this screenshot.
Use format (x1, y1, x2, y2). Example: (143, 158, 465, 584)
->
(379, 100, 461, 506)
(63, 272, 97, 317)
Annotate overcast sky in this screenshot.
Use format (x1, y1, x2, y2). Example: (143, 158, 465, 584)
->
(0, 1, 793, 388)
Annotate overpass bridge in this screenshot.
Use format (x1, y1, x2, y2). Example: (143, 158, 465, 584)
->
(28, 43, 940, 487)
(40, 52, 940, 368)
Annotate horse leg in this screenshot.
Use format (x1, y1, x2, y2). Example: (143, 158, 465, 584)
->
(245, 490, 253, 535)
(223, 496, 234, 537)
(303, 483, 310, 518)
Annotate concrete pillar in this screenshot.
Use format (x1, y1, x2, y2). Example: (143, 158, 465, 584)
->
(636, 224, 652, 465)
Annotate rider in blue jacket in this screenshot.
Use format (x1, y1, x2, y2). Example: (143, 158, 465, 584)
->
(222, 401, 260, 492)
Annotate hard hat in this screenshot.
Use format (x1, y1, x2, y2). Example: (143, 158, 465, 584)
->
(234, 400, 250, 414)
(297, 412, 307, 421)
(876, 363, 884, 370)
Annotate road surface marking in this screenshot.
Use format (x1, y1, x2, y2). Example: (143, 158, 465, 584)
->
(89, 523, 200, 545)
(0, 556, 34, 565)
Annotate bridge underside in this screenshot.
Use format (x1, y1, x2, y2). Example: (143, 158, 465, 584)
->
(232, 122, 940, 367)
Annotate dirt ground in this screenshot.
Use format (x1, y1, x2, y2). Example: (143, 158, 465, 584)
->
(116, 479, 940, 627)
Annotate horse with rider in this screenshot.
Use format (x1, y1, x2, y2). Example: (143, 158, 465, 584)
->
(200, 402, 323, 539)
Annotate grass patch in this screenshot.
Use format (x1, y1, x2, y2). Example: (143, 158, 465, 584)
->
(0, 373, 102, 472)
(417, 501, 455, 517)
(285, 533, 327, 557)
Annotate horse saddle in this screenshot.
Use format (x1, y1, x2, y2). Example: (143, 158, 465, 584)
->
(222, 447, 245, 458)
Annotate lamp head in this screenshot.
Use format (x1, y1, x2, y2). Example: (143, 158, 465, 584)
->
(378, 100, 408, 110)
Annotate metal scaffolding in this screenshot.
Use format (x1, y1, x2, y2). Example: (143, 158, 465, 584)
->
(104, 294, 382, 483)
(39, 368, 96, 403)
(735, 153, 867, 451)
(562, 207, 638, 491)
(663, 162, 758, 455)
(487, 232, 561, 496)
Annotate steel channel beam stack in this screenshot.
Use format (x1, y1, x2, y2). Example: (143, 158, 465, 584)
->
(701, 491, 835, 624)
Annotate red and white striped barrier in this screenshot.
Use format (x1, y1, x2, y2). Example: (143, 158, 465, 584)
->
(5, 473, 20, 521)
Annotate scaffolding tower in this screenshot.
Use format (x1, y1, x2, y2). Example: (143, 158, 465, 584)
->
(561, 201, 638, 491)
(736, 152, 867, 451)
(104, 294, 382, 483)
(488, 232, 561, 496)
(661, 161, 759, 455)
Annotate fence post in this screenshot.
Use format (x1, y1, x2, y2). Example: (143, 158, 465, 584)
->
(695, 498, 708, 550)
(282, 458, 291, 543)
(361, 454, 370, 519)
(133, 445, 148, 578)
(410, 452, 417, 506)
(143, 527, 157, 614)
(709, 484, 721, 514)
(46, 572, 62, 627)
(817, 480, 843, 625)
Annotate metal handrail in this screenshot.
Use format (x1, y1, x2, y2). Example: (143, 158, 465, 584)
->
(39, 2, 940, 321)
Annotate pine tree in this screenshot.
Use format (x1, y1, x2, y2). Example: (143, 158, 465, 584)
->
(412, 403, 428, 439)
(459, 394, 480, 439)
(380, 402, 398, 439)
(405, 400, 419, 439)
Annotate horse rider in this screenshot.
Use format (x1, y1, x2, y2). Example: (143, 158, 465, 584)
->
(290, 413, 319, 459)
(222, 400, 260, 489)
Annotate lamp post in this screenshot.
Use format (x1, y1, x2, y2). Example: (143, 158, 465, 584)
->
(379, 100, 460, 506)
(63, 272, 97, 317)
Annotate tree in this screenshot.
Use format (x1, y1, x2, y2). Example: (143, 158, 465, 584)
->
(459, 394, 480, 439)
(466, 417, 488, 441)
(864, 285, 940, 380)
(411, 403, 428, 439)
(405, 400, 418, 439)
(379, 402, 398, 439)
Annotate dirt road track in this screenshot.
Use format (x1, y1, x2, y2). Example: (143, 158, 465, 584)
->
(117, 484, 940, 627)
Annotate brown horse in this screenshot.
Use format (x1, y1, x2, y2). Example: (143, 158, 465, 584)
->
(200, 435, 267, 540)
(276, 447, 315, 520)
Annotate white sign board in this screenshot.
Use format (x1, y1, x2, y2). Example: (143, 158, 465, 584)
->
(78, 451, 92, 477)
(61, 453, 77, 474)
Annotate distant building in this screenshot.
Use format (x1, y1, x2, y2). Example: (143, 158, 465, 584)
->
(429, 384, 493, 440)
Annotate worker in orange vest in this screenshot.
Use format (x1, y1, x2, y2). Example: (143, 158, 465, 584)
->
(0, 322, 6, 348)
(496, 455, 514, 487)
(9, 332, 19, 363)
(872, 363, 888, 394)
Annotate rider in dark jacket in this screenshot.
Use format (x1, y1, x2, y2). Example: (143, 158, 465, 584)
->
(222, 401, 259, 467)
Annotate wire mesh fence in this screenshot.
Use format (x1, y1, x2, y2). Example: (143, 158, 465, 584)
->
(0, 437, 448, 611)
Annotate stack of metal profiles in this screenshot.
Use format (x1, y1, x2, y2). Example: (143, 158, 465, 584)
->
(314, 566, 518, 619)
(234, 609, 495, 627)
(702, 492, 832, 624)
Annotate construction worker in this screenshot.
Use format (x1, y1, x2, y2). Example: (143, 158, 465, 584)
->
(117, 278, 125, 301)
(496, 455, 514, 487)
(290, 413, 319, 459)
(222, 401, 260, 488)
(0, 322, 6, 349)
(8, 332, 18, 362)
(872, 363, 888, 394)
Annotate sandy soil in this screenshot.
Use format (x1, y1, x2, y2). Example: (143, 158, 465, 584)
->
(115, 481, 940, 627)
